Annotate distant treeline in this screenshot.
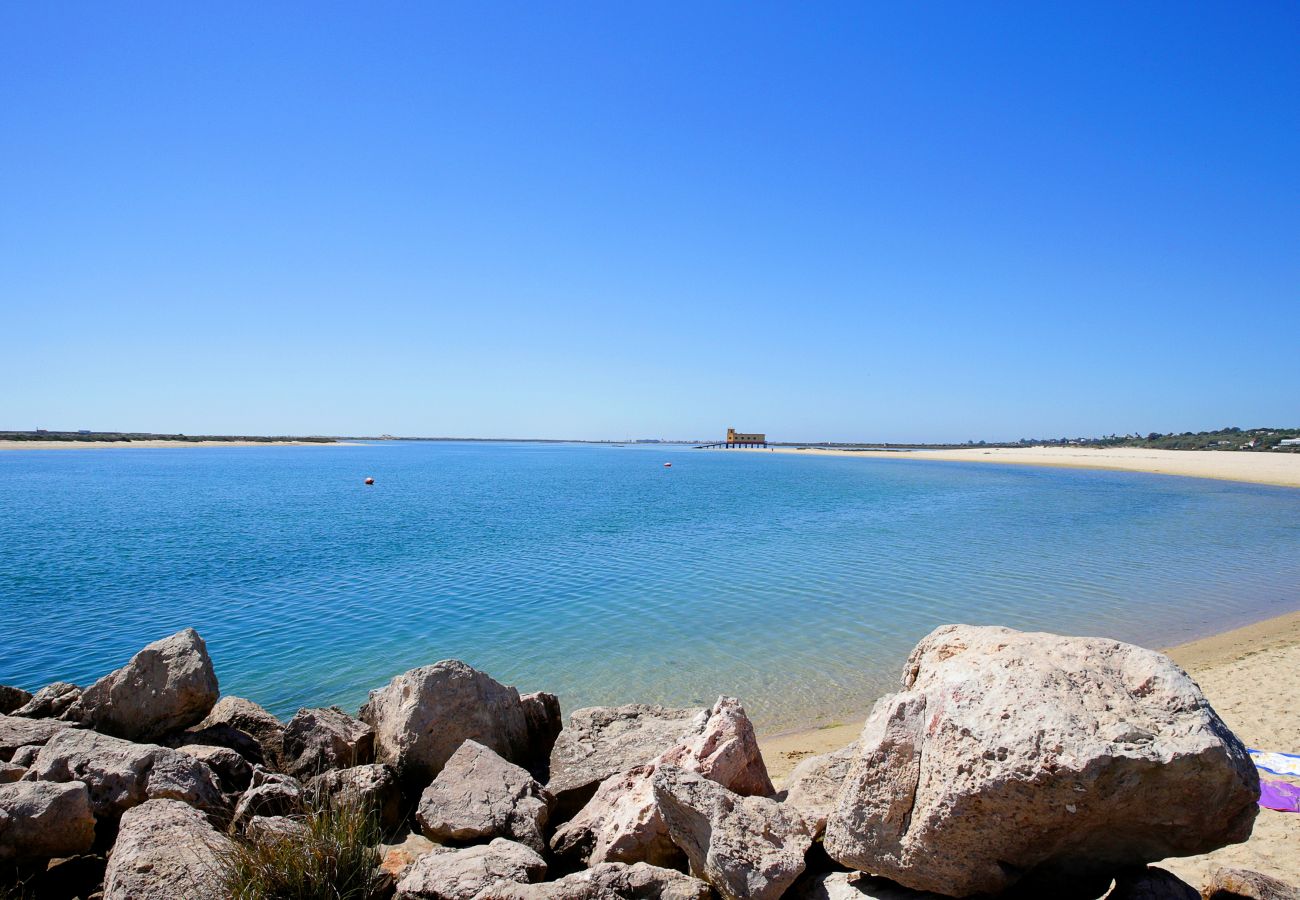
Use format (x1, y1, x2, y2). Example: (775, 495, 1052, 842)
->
(1, 431, 337, 443)
(779, 426, 1300, 453)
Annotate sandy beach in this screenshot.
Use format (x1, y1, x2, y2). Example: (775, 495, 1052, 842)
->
(760, 609, 1300, 887)
(0, 440, 349, 450)
(741, 446, 1300, 489)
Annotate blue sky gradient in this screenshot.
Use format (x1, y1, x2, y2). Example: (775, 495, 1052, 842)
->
(3, 3, 1297, 442)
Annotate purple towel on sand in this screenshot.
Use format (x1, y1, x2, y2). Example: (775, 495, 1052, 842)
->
(1259, 778, 1300, 813)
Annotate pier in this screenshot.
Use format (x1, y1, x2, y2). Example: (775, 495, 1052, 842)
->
(697, 427, 768, 449)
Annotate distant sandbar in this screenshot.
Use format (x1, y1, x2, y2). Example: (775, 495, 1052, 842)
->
(0, 440, 354, 450)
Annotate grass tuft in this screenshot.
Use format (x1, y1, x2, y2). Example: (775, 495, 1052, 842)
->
(219, 789, 386, 900)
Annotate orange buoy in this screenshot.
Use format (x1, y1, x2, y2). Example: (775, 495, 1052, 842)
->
(364, 477, 375, 485)
(663, 462, 672, 468)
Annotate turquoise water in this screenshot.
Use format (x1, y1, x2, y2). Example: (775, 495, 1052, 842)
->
(1, 441, 1297, 732)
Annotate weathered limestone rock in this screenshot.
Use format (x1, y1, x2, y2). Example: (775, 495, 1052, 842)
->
(70, 629, 218, 741)
(309, 763, 404, 832)
(0, 761, 23, 784)
(1203, 867, 1300, 900)
(103, 799, 231, 900)
(0, 686, 32, 716)
(246, 814, 309, 842)
(282, 706, 375, 778)
(653, 766, 812, 900)
(232, 768, 303, 828)
(787, 871, 947, 899)
(477, 861, 713, 899)
(521, 691, 563, 778)
(0, 781, 95, 861)
(417, 740, 552, 852)
(547, 703, 703, 817)
(1104, 867, 1199, 900)
(825, 625, 1261, 898)
(176, 743, 253, 792)
(190, 695, 284, 767)
(395, 837, 546, 900)
(780, 741, 857, 838)
(380, 832, 443, 884)
(0, 714, 71, 762)
(8, 746, 39, 768)
(360, 660, 532, 790)
(12, 682, 81, 719)
(551, 696, 772, 867)
(21, 728, 224, 820)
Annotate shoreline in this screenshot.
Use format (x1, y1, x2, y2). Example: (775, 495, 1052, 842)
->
(734, 445, 1300, 489)
(759, 607, 1300, 782)
(0, 440, 356, 450)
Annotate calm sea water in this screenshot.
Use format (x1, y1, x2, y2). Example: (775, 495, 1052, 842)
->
(2, 442, 1297, 732)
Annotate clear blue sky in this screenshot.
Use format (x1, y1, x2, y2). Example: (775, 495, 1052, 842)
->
(3, 3, 1296, 442)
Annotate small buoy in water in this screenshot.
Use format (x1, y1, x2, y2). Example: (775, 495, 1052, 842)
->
(364, 477, 375, 485)
(663, 463, 672, 468)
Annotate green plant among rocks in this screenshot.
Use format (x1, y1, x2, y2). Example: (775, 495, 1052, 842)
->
(219, 790, 386, 900)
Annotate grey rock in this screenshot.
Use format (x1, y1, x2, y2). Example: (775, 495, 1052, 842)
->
(12, 682, 81, 719)
(0, 686, 32, 716)
(102, 799, 231, 900)
(282, 706, 375, 778)
(520, 691, 563, 778)
(175, 742, 253, 792)
(824, 625, 1261, 898)
(309, 763, 404, 832)
(246, 814, 309, 842)
(551, 696, 772, 867)
(653, 766, 812, 900)
(547, 703, 703, 817)
(232, 769, 303, 829)
(1202, 866, 1300, 900)
(787, 871, 947, 899)
(0, 714, 71, 762)
(190, 695, 284, 767)
(0, 781, 96, 862)
(21, 727, 224, 821)
(477, 861, 712, 899)
(360, 660, 532, 790)
(395, 837, 546, 900)
(779, 741, 857, 838)
(380, 832, 443, 884)
(8, 745, 42, 768)
(417, 740, 551, 852)
(0, 761, 24, 784)
(70, 628, 218, 742)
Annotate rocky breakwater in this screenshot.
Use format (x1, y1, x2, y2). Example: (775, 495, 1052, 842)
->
(0, 623, 1279, 900)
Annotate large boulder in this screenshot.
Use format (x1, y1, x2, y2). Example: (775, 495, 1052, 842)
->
(103, 799, 232, 899)
(232, 768, 303, 829)
(520, 691, 563, 778)
(780, 741, 858, 838)
(309, 763, 404, 832)
(551, 696, 772, 867)
(20, 727, 224, 821)
(185, 695, 284, 767)
(281, 706, 375, 778)
(0, 714, 71, 762)
(360, 660, 532, 790)
(417, 739, 552, 852)
(653, 766, 812, 900)
(1105, 867, 1199, 900)
(395, 837, 546, 900)
(11, 682, 81, 719)
(0, 686, 32, 716)
(824, 625, 1261, 898)
(0, 781, 95, 861)
(175, 743, 253, 792)
(70, 629, 218, 741)
(547, 703, 703, 817)
(477, 861, 712, 899)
